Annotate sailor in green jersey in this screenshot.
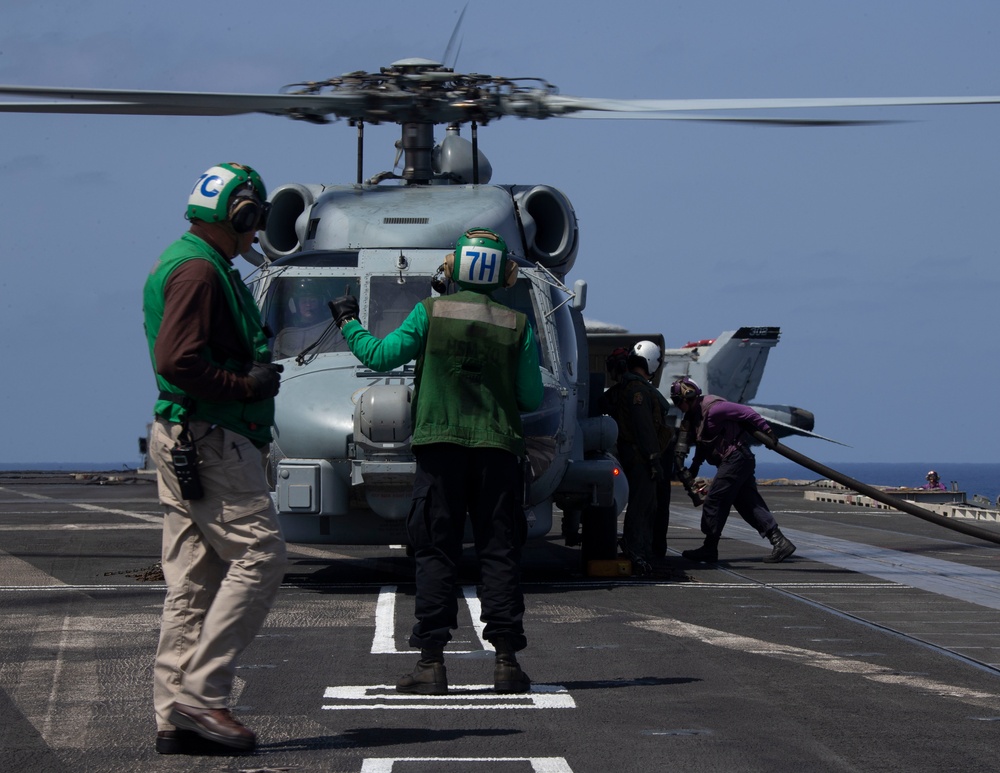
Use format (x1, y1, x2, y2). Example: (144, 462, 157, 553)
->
(143, 163, 286, 755)
(330, 228, 543, 696)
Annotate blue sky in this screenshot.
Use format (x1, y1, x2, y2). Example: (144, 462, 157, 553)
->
(1, 0, 998, 465)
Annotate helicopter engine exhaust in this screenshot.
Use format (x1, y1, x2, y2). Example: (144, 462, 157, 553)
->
(259, 183, 321, 260)
(512, 185, 579, 276)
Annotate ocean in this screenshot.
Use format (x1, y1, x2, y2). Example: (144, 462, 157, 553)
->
(3, 460, 1000, 508)
(754, 459, 1000, 506)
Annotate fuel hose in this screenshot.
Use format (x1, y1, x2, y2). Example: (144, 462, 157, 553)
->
(752, 430, 1000, 547)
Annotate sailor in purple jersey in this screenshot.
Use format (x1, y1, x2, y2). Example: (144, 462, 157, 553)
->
(670, 377, 796, 564)
(922, 470, 947, 490)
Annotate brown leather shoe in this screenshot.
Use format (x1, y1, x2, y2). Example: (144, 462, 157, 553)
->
(168, 703, 256, 751)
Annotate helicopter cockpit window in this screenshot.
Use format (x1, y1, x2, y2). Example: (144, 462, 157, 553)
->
(492, 277, 552, 373)
(368, 276, 433, 340)
(492, 279, 552, 370)
(264, 276, 359, 360)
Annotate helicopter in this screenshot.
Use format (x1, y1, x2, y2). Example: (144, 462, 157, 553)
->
(3, 43, 997, 563)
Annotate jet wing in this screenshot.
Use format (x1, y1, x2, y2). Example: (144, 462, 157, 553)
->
(757, 416, 850, 447)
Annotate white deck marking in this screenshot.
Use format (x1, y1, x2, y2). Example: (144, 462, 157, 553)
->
(0, 485, 162, 524)
(671, 508, 1000, 610)
(372, 585, 493, 654)
(361, 758, 573, 772)
(634, 616, 1000, 711)
(323, 683, 574, 710)
(463, 584, 493, 651)
(372, 585, 400, 653)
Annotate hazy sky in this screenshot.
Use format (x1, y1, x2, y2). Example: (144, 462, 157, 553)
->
(1, 0, 998, 466)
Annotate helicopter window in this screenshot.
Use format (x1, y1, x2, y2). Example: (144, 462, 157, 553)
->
(264, 276, 359, 360)
(272, 250, 360, 268)
(369, 276, 433, 339)
(492, 279, 552, 372)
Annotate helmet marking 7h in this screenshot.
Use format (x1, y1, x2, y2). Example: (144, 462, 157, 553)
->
(186, 162, 269, 232)
(629, 340, 662, 376)
(445, 227, 515, 292)
(670, 376, 702, 407)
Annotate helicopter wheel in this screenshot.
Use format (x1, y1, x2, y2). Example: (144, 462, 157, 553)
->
(580, 505, 618, 570)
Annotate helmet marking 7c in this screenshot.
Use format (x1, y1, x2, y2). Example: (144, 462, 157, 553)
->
(445, 227, 516, 292)
(629, 340, 662, 376)
(670, 376, 702, 407)
(186, 162, 269, 233)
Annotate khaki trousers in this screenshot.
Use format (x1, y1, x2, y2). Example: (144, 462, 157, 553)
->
(149, 418, 286, 731)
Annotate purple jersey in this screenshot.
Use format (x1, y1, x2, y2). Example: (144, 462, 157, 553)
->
(690, 396, 772, 471)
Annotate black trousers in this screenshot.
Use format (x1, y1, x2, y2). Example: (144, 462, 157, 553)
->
(701, 447, 778, 539)
(407, 443, 527, 652)
(621, 457, 657, 561)
(653, 477, 671, 558)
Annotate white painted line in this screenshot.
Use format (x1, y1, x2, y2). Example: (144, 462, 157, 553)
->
(670, 509, 1000, 611)
(0, 524, 162, 531)
(463, 585, 493, 651)
(0, 585, 166, 592)
(361, 758, 573, 772)
(372, 585, 495, 655)
(0, 487, 51, 501)
(0, 485, 163, 524)
(634, 616, 1000, 711)
(372, 585, 399, 653)
(323, 683, 575, 710)
(70, 502, 163, 524)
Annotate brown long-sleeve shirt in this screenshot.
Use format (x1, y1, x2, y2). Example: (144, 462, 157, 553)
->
(153, 254, 257, 403)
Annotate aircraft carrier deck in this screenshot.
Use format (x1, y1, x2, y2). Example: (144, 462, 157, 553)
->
(2, 469, 1000, 772)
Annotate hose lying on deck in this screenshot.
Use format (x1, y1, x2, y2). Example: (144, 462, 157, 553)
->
(752, 430, 1000, 547)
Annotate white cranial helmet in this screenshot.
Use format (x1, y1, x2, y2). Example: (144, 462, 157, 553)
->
(629, 340, 661, 375)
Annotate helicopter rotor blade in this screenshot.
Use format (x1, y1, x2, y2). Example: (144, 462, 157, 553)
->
(2, 83, 999, 125)
(539, 94, 1000, 114)
(0, 100, 255, 116)
(559, 112, 897, 126)
(0, 85, 398, 120)
(441, 3, 468, 70)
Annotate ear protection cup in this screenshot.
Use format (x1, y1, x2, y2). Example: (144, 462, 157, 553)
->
(228, 190, 264, 234)
(504, 260, 518, 288)
(443, 252, 456, 280)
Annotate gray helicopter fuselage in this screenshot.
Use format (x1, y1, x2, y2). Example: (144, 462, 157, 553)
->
(251, 182, 623, 546)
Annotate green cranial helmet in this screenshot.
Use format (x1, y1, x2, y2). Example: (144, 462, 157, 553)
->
(185, 162, 267, 224)
(449, 227, 510, 292)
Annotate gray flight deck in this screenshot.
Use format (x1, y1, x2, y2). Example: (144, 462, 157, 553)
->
(2, 470, 1000, 772)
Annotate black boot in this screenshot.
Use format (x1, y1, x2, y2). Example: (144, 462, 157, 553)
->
(493, 638, 531, 694)
(396, 648, 448, 694)
(764, 527, 796, 563)
(618, 537, 652, 576)
(682, 535, 719, 563)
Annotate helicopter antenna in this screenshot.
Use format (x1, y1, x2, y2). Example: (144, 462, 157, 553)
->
(441, 4, 467, 70)
(355, 121, 364, 184)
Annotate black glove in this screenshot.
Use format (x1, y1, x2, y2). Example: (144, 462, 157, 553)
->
(649, 455, 665, 482)
(329, 295, 360, 328)
(247, 362, 284, 401)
